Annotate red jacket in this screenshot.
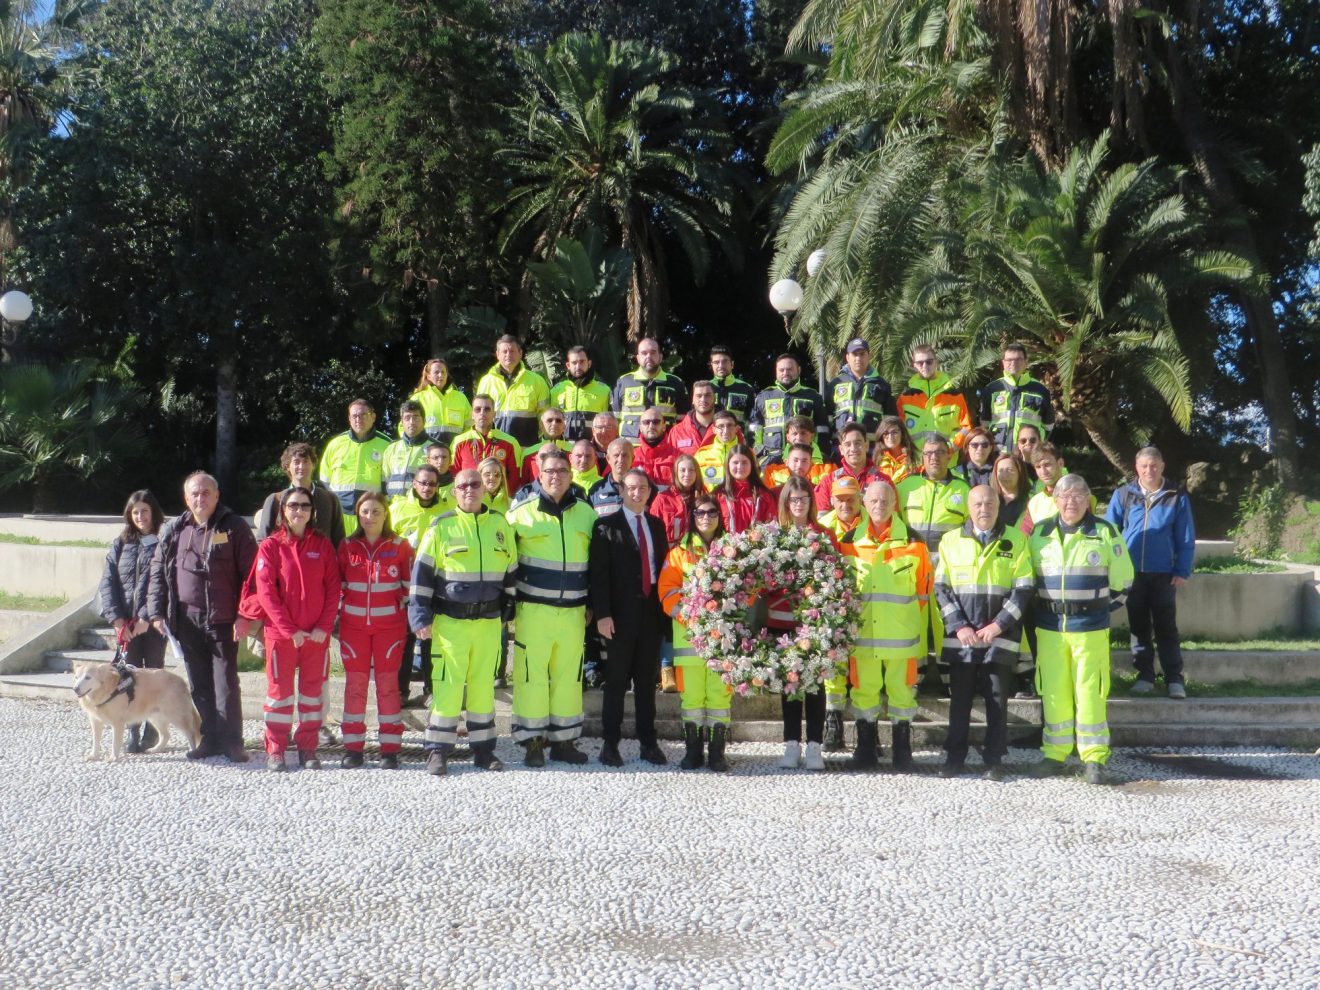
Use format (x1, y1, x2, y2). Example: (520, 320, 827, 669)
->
(667, 412, 714, 454)
(651, 488, 698, 548)
(337, 534, 413, 631)
(452, 430, 521, 492)
(634, 436, 678, 489)
(253, 530, 341, 641)
(813, 461, 893, 512)
(717, 481, 777, 534)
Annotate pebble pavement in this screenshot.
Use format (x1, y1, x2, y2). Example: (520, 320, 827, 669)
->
(2, 699, 1318, 989)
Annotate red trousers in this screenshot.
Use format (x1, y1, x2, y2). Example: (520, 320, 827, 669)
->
(339, 626, 405, 754)
(264, 636, 330, 756)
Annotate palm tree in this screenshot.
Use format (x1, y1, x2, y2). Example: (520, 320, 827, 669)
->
(0, 360, 145, 512)
(526, 224, 630, 377)
(499, 32, 743, 342)
(894, 135, 1254, 471)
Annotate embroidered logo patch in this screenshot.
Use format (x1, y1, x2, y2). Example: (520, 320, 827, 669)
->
(1087, 550, 1101, 566)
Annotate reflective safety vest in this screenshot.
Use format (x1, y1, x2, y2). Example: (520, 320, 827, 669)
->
(657, 535, 709, 661)
(319, 430, 391, 516)
(840, 516, 933, 648)
(550, 374, 613, 441)
(710, 373, 756, 425)
(934, 523, 1033, 658)
(828, 367, 892, 436)
(407, 384, 471, 447)
(897, 372, 973, 448)
(896, 473, 971, 567)
(475, 363, 551, 450)
(389, 492, 452, 549)
(382, 433, 432, 498)
(981, 373, 1053, 447)
(450, 428, 523, 493)
(337, 534, 413, 631)
(694, 438, 737, 489)
(408, 507, 516, 627)
(1029, 514, 1134, 634)
(506, 490, 595, 609)
(750, 381, 829, 462)
(762, 461, 833, 490)
(613, 369, 687, 438)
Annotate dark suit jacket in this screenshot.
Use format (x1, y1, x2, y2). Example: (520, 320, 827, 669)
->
(589, 510, 667, 628)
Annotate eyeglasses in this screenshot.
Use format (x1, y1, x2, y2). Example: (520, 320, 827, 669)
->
(541, 467, 569, 476)
(1055, 493, 1089, 503)
(415, 480, 437, 488)
(454, 482, 482, 491)
(285, 502, 312, 511)
(788, 496, 812, 505)
(640, 419, 664, 426)
(913, 359, 935, 366)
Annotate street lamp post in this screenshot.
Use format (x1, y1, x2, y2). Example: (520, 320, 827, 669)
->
(0, 289, 32, 363)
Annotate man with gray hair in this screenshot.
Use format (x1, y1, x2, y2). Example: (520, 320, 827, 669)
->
(148, 471, 257, 763)
(1028, 474, 1134, 785)
(1105, 447, 1195, 698)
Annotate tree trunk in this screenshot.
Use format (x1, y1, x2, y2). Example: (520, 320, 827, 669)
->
(426, 278, 449, 357)
(1082, 413, 1138, 479)
(214, 344, 238, 500)
(30, 473, 63, 514)
(1163, 28, 1301, 491)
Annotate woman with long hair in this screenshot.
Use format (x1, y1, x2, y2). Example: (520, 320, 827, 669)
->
(992, 452, 1034, 532)
(252, 486, 341, 772)
(409, 357, 472, 447)
(956, 427, 997, 488)
(715, 444, 776, 533)
(874, 415, 919, 484)
(770, 478, 835, 770)
(98, 489, 167, 753)
(651, 453, 704, 547)
(337, 492, 414, 769)
(478, 456, 511, 515)
(658, 493, 734, 772)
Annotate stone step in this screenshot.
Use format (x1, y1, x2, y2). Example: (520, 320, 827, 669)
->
(1112, 649, 1320, 685)
(42, 648, 118, 672)
(81, 626, 118, 650)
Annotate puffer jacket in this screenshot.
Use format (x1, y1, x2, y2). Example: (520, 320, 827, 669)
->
(99, 535, 159, 624)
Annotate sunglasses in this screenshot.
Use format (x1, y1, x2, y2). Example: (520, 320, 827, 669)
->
(285, 502, 312, 511)
(454, 482, 482, 491)
(693, 508, 720, 517)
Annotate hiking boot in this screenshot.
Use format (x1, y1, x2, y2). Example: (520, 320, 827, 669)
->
(891, 721, 913, 771)
(474, 747, 504, 771)
(524, 738, 546, 768)
(1084, 762, 1113, 786)
(823, 710, 846, 752)
(1027, 758, 1067, 778)
(379, 754, 399, 770)
(299, 752, 321, 770)
(340, 751, 365, 770)
(549, 741, 589, 765)
(425, 751, 448, 776)
(266, 753, 287, 773)
(706, 724, 729, 773)
(680, 723, 704, 771)
(845, 721, 880, 771)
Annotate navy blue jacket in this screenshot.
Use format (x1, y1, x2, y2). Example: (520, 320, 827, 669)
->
(1104, 480, 1195, 578)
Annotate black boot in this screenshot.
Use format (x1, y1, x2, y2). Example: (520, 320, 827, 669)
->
(125, 725, 142, 755)
(524, 738, 546, 768)
(706, 724, 730, 772)
(680, 723, 704, 770)
(845, 720, 879, 770)
(139, 722, 159, 752)
(474, 743, 504, 772)
(824, 710, 846, 752)
(892, 720, 913, 771)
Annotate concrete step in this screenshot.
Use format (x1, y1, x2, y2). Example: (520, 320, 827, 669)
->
(42, 648, 117, 672)
(1113, 649, 1320, 685)
(81, 626, 117, 650)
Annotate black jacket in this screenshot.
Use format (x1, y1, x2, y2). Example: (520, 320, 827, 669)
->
(589, 510, 667, 628)
(99, 535, 159, 624)
(147, 506, 258, 630)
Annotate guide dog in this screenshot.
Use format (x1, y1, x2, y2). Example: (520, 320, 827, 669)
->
(72, 661, 202, 762)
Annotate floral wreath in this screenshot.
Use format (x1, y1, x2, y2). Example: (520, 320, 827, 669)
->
(678, 523, 859, 700)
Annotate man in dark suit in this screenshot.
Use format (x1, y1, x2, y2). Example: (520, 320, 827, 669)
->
(589, 467, 669, 766)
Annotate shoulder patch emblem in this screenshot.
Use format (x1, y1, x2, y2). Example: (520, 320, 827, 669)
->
(1113, 543, 1124, 557)
(949, 494, 963, 506)
(1087, 550, 1101, 566)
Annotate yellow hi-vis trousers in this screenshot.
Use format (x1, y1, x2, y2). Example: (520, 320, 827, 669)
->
(1036, 628, 1112, 765)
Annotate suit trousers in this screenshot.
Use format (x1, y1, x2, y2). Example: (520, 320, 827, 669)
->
(602, 603, 662, 747)
(945, 662, 1010, 766)
(178, 610, 243, 749)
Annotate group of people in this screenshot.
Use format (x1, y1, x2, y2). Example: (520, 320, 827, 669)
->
(97, 335, 1196, 783)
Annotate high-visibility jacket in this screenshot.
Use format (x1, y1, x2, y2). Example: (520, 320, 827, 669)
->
(762, 461, 833, 490)
(337, 534, 413, 631)
(450, 427, 523, 493)
(613, 369, 688, 438)
(694, 437, 738, 489)
(389, 491, 451, 549)
(1029, 514, 1134, 634)
(839, 516, 933, 646)
(812, 461, 891, 512)
(898, 372, 973, 448)
(252, 530, 341, 641)
(407, 384, 471, 447)
(382, 432, 432, 498)
(475, 362, 551, 450)
(896, 473, 971, 567)
(522, 437, 575, 486)
(506, 489, 595, 609)
(319, 430, 391, 516)
(1028, 486, 1097, 527)
(587, 476, 623, 516)
(710, 373, 756, 425)
(667, 411, 715, 454)
(750, 380, 830, 462)
(572, 466, 602, 494)
(658, 535, 714, 663)
(550, 372, 612, 441)
(828, 367, 892, 436)
(408, 507, 516, 628)
(934, 522, 1033, 663)
(877, 448, 914, 485)
(846, 539, 924, 660)
(819, 507, 868, 544)
(981, 373, 1054, 447)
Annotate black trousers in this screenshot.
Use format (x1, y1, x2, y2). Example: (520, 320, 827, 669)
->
(945, 662, 1010, 766)
(781, 691, 826, 744)
(1128, 572, 1184, 685)
(178, 611, 243, 748)
(122, 629, 166, 669)
(399, 633, 433, 695)
(601, 607, 661, 747)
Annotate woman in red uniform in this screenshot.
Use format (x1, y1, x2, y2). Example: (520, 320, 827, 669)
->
(651, 454, 704, 548)
(715, 444, 776, 534)
(253, 486, 341, 772)
(337, 491, 414, 769)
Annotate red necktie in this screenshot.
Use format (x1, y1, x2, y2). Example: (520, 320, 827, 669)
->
(635, 514, 652, 596)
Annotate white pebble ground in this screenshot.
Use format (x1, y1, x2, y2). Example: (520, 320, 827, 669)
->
(2, 699, 1319, 989)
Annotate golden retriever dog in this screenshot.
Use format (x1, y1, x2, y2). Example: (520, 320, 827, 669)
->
(72, 662, 202, 761)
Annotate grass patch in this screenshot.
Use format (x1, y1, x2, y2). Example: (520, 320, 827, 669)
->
(0, 590, 67, 612)
(0, 532, 107, 549)
(1110, 670, 1320, 698)
(1193, 554, 1287, 574)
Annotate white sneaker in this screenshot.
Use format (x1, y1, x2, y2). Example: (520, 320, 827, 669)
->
(804, 742, 825, 770)
(778, 742, 801, 769)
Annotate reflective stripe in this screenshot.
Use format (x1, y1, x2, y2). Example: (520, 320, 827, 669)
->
(441, 569, 511, 583)
(947, 583, 1011, 597)
(1045, 719, 1075, 733)
(378, 713, 403, 726)
(296, 693, 322, 707)
(1039, 587, 1103, 601)
(265, 695, 294, 709)
(340, 731, 366, 744)
(1040, 565, 1110, 577)
(1002, 599, 1023, 619)
(856, 636, 921, 650)
(515, 581, 587, 601)
(1043, 731, 1075, 746)
(861, 592, 917, 604)
(546, 716, 583, 742)
(850, 703, 882, 721)
(264, 712, 294, 725)
(672, 647, 697, 659)
(706, 707, 730, 720)
(680, 707, 705, 722)
(889, 705, 917, 720)
(341, 711, 366, 723)
(467, 725, 496, 743)
(344, 580, 399, 593)
(1077, 732, 1110, 746)
(1077, 721, 1109, 734)
(518, 555, 588, 573)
